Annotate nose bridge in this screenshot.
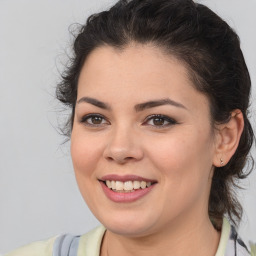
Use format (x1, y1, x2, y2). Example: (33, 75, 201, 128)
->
(103, 122, 143, 163)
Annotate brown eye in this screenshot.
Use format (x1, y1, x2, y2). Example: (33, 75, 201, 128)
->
(91, 116, 103, 124)
(152, 117, 165, 126)
(80, 114, 109, 127)
(144, 114, 177, 128)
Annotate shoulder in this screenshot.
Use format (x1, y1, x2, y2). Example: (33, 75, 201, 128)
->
(4, 226, 106, 256)
(250, 242, 256, 256)
(216, 217, 255, 256)
(4, 236, 57, 256)
(52, 226, 106, 256)
(78, 226, 106, 256)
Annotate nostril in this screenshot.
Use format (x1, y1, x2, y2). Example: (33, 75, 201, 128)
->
(106, 156, 114, 161)
(105, 155, 136, 164)
(103, 142, 144, 163)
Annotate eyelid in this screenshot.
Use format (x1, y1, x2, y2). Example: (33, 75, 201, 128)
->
(79, 113, 110, 127)
(143, 114, 177, 128)
(78, 113, 177, 128)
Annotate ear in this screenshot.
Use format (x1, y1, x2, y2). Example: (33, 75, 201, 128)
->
(213, 109, 244, 167)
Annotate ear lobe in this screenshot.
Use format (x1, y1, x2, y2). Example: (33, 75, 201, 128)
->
(213, 110, 244, 167)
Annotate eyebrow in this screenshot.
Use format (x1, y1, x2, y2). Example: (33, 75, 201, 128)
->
(77, 97, 111, 110)
(77, 97, 187, 111)
(134, 98, 187, 112)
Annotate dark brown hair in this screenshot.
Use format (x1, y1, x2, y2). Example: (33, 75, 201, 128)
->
(56, 0, 255, 229)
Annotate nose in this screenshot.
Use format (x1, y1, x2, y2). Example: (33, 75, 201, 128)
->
(103, 125, 144, 164)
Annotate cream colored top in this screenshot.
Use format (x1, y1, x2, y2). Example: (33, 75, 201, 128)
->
(4, 218, 255, 256)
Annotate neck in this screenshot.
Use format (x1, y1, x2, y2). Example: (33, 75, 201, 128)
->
(101, 214, 221, 256)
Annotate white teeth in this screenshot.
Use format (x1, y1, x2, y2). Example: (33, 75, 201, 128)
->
(115, 181, 124, 190)
(106, 180, 112, 189)
(140, 181, 146, 189)
(105, 180, 152, 191)
(133, 180, 141, 189)
(111, 180, 116, 190)
(124, 181, 133, 191)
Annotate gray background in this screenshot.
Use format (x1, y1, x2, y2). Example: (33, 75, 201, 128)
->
(0, 0, 255, 254)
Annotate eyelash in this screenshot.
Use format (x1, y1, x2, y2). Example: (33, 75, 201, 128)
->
(79, 114, 109, 127)
(143, 114, 177, 128)
(79, 114, 177, 128)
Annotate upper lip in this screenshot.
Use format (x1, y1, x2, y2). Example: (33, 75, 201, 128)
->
(100, 174, 157, 183)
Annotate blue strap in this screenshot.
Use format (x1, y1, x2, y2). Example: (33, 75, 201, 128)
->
(53, 234, 80, 256)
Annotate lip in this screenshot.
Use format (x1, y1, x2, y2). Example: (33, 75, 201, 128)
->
(100, 174, 157, 183)
(100, 181, 156, 203)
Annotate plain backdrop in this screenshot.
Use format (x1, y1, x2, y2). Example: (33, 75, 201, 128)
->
(0, 0, 255, 253)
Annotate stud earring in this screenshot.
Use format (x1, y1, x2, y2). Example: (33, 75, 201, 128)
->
(220, 158, 224, 166)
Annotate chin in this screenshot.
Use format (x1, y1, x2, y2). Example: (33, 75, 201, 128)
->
(97, 212, 159, 237)
(106, 223, 153, 237)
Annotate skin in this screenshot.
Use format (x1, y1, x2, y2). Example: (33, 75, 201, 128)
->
(71, 44, 244, 256)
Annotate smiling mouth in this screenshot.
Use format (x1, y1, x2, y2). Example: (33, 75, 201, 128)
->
(102, 180, 156, 193)
(99, 175, 157, 202)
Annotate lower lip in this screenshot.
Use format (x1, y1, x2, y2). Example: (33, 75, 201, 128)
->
(100, 182, 155, 203)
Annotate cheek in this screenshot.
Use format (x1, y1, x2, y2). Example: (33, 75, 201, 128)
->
(70, 129, 106, 208)
(147, 129, 210, 168)
(146, 129, 214, 197)
(70, 129, 103, 178)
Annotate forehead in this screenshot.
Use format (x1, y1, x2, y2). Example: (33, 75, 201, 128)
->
(79, 44, 191, 91)
(77, 44, 210, 114)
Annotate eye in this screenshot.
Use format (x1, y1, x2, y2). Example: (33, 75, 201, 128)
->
(80, 114, 109, 127)
(143, 114, 177, 128)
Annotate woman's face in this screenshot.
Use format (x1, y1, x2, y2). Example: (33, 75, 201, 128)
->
(71, 44, 217, 237)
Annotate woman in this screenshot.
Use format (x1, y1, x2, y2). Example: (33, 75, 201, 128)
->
(5, 0, 255, 255)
